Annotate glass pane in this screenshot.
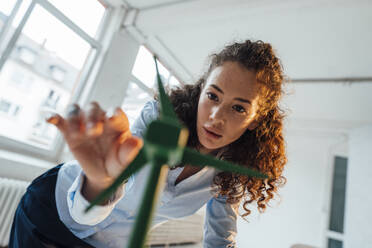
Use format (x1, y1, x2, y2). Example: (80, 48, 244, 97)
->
(0, 5, 96, 148)
(169, 75, 181, 88)
(329, 156, 347, 233)
(0, 0, 16, 40)
(328, 238, 343, 248)
(12, 0, 32, 27)
(21, 5, 91, 68)
(132, 46, 170, 89)
(0, 0, 32, 52)
(122, 82, 154, 125)
(47, 0, 106, 37)
(0, 1, 16, 17)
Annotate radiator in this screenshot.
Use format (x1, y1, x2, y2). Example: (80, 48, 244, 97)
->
(147, 213, 204, 246)
(0, 177, 29, 247)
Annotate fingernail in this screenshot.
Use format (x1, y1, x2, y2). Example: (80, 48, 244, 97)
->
(66, 104, 80, 117)
(44, 111, 58, 124)
(46, 115, 59, 125)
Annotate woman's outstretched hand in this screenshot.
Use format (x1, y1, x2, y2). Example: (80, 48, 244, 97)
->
(46, 102, 143, 202)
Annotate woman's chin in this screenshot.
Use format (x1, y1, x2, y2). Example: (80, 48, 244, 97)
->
(199, 139, 222, 152)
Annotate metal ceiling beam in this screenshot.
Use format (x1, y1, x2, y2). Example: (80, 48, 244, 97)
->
(290, 77, 372, 83)
(139, 0, 201, 11)
(121, 7, 194, 83)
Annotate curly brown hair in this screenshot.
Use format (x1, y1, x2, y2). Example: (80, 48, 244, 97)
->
(156, 40, 287, 219)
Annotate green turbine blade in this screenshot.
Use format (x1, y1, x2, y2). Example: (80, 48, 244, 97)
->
(85, 148, 148, 212)
(127, 158, 169, 248)
(153, 56, 180, 125)
(181, 147, 269, 179)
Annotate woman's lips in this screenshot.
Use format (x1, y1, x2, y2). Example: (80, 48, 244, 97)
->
(203, 127, 222, 139)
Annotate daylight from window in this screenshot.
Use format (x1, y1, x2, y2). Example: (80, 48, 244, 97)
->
(123, 46, 181, 125)
(0, 0, 105, 148)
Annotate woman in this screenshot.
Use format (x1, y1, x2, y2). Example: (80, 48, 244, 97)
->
(9, 40, 287, 248)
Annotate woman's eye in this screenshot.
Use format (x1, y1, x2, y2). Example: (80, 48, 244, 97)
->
(233, 105, 246, 113)
(207, 92, 218, 101)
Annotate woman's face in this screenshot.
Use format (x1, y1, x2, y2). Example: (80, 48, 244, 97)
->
(196, 61, 260, 154)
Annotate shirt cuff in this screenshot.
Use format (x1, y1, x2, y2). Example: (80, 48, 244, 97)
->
(67, 171, 125, 226)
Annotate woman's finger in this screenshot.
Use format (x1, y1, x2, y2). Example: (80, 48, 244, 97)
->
(46, 113, 67, 133)
(104, 135, 143, 178)
(66, 104, 85, 140)
(117, 136, 143, 170)
(85, 101, 106, 137)
(105, 107, 130, 133)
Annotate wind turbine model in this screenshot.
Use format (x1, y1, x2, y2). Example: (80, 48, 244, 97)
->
(85, 56, 269, 248)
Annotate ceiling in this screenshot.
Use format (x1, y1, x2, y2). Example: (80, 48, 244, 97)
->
(123, 0, 197, 10)
(119, 0, 372, 130)
(123, 0, 372, 82)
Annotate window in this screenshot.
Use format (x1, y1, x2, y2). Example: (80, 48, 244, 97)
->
(17, 46, 37, 64)
(0, 99, 11, 113)
(0, 1, 17, 34)
(46, 0, 105, 37)
(168, 75, 181, 88)
(0, 0, 110, 157)
(326, 156, 347, 248)
(0, 0, 28, 54)
(122, 82, 154, 124)
(0, 98, 21, 117)
(132, 46, 170, 88)
(30, 115, 55, 144)
(0, 2, 15, 17)
(123, 46, 182, 124)
(328, 239, 343, 248)
(42, 89, 60, 109)
(9, 62, 34, 91)
(49, 65, 66, 82)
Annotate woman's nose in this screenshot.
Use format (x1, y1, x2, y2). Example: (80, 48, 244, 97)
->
(209, 106, 225, 125)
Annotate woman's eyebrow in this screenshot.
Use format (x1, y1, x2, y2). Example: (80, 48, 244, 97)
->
(210, 84, 252, 105)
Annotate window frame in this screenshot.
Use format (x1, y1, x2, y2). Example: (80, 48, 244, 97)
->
(324, 141, 348, 248)
(130, 45, 183, 94)
(0, 0, 23, 54)
(0, 0, 116, 162)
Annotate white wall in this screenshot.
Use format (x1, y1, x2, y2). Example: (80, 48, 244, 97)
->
(344, 125, 372, 248)
(235, 80, 372, 248)
(236, 130, 346, 248)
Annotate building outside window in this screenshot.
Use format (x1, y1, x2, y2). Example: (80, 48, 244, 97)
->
(0, 0, 111, 159)
(17, 45, 37, 64)
(49, 65, 66, 82)
(42, 89, 60, 109)
(0, 98, 21, 118)
(10, 66, 34, 91)
(0, 99, 11, 113)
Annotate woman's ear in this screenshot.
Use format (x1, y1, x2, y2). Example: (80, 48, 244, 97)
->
(247, 120, 258, 130)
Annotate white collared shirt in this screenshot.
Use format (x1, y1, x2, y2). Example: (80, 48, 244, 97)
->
(55, 100, 238, 248)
